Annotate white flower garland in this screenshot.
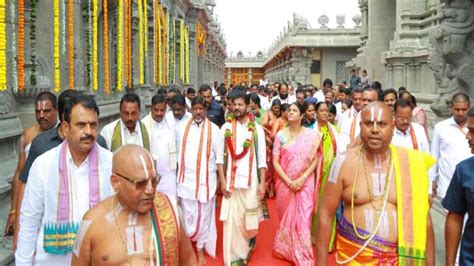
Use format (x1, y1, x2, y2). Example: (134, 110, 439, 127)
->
(9, 0, 17, 92)
(61, 0, 66, 55)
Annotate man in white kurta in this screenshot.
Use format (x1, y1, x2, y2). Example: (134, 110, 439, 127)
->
(391, 99, 430, 153)
(142, 94, 178, 196)
(430, 93, 472, 198)
(100, 93, 149, 152)
(16, 96, 113, 265)
(217, 93, 267, 266)
(338, 88, 377, 154)
(176, 96, 223, 263)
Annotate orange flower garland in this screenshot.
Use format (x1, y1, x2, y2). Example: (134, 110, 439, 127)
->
(18, 0, 25, 90)
(0, 0, 5, 91)
(103, 0, 109, 94)
(68, 0, 74, 89)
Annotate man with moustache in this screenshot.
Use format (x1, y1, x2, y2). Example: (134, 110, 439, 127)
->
(430, 92, 471, 199)
(72, 145, 197, 265)
(391, 99, 429, 153)
(443, 108, 474, 265)
(101, 93, 149, 152)
(338, 87, 363, 128)
(317, 102, 435, 265)
(170, 94, 192, 129)
(271, 82, 296, 105)
(176, 96, 222, 264)
(338, 87, 380, 154)
(6, 91, 59, 240)
(142, 94, 177, 196)
(15, 90, 108, 250)
(16, 95, 113, 264)
(218, 91, 267, 265)
(199, 84, 225, 128)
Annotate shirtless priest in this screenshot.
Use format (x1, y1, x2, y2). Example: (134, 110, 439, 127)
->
(72, 144, 197, 266)
(316, 102, 436, 265)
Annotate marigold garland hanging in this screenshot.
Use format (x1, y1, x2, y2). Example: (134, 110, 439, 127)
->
(29, 0, 38, 86)
(153, 0, 159, 84)
(116, 0, 123, 92)
(17, 0, 25, 91)
(85, 0, 92, 89)
(197, 21, 207, 57)
(161, 6, 167, 85)
(179, 20, 184, 83)
(138, 0, 144, 85)
(125, 0, 132, 89)
(143, 0, 148, 83)
(68, 0, 74, 89)
(53, 0, 61, 93)
(0, 0, 5, 91)
(166, 12, 170, 85)
(103, 0, 110, 94)
(92, 0, 98, 90)
(9, 0, 17, 92)
(185, 25, 190, 84)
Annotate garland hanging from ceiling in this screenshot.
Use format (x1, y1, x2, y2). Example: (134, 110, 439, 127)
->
(53, 0, 61, 92)
(103, 0, 109, 94)
(138, 0, 144, 85)
(116, 0, 123, 91)
(0, 0, 4, 91)
(68, 0, 74, 89)
(92, 0, 98, 90)
(10, 0, 18, 92)
(17, 0, 25, 91)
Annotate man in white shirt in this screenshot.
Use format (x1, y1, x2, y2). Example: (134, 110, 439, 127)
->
(16, 95, 113, 265)
(176, 96, 222, 264)
(338, 87, 380, 154)
(430, 92, 472, 198)
(185, 87, 196, 111)
(337, 88, 363, 128)
(100, 93, 150, 152)
(170, 94, 192, 130)
(391, 98, 430, 153)
(142, 94, 178, 196)
(218, 91, 267, 265)
(271, 82, 296, 105)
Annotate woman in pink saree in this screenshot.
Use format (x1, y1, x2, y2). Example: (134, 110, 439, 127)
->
(272, 103, 321, 266)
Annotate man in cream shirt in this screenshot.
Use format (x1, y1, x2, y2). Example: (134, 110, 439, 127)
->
(100, 93, 149, 152)
(391, 99, 430, 153)
(142, 93, 178, 196)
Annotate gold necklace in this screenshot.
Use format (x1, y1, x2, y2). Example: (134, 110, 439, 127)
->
(351, 147, 393, 240)
(112, 196, 154, 266)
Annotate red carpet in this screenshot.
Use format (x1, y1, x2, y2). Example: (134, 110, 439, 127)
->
(202, 197, 337, 265)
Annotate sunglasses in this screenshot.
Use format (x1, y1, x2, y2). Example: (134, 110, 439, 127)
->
(114, 172, 160, 190)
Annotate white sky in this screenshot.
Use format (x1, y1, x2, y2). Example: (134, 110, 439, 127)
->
(214, 0, 360, 57)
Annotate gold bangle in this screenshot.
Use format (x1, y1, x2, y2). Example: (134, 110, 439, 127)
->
(9, 210, 16, 215)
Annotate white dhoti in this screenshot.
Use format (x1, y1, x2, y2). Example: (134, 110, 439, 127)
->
(180, 197, 217, 257)
(156, 173, 177, 196)
(219, 183, 263, 266)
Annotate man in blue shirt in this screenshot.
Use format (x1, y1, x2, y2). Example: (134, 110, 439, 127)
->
(443, 107, 474, 265)
(199, 83, 225, 127)
(349, 69, 361, 89)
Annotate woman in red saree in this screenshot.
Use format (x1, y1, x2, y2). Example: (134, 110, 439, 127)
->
(272, 103, 321, 265)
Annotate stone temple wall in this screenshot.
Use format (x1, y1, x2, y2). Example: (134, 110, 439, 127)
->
(348, 0, 474, 123)
(0, 0, 226, 262)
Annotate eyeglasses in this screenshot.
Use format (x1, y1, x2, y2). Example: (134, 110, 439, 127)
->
(395, 116, 412, 123)
(114, 172, 160, 190)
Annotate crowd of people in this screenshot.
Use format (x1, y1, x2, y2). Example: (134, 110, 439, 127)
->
(4, 72, 474, 265)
